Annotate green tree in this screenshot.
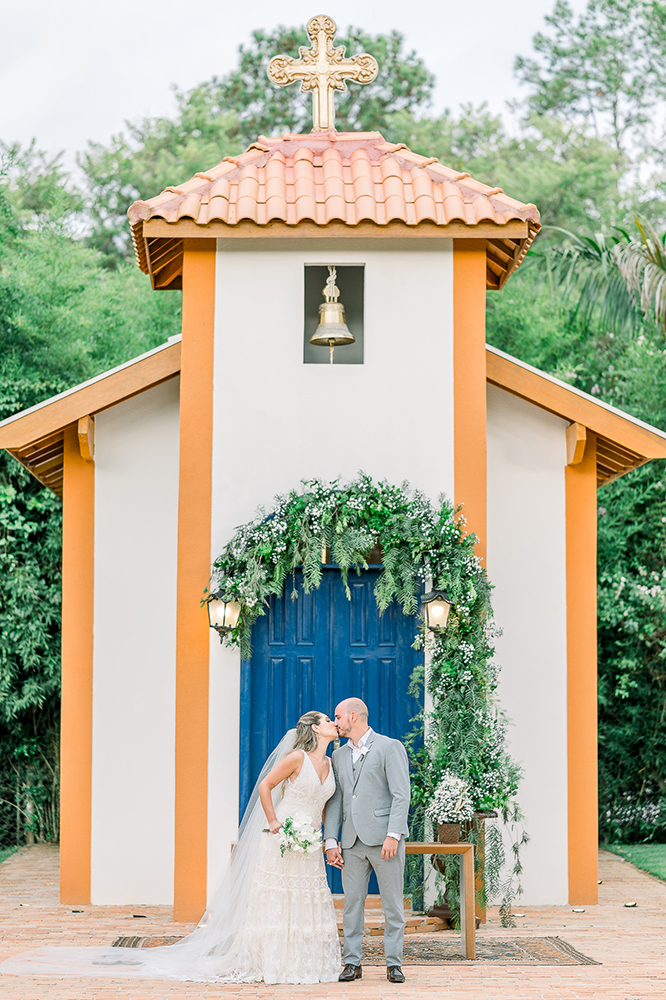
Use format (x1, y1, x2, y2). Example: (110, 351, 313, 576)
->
(0, 170, 181, 844)
(0, 141, 83, 225)
(515, 0, 666, 158)
(597, 467, 666, 842)
(0, 410, 63, 847)
(488, 220, 666, 843)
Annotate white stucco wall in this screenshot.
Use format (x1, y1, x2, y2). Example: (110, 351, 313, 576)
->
(486, 384, 569, 905)
(207, 244, 455, 897)
(91, 378, 180, 904)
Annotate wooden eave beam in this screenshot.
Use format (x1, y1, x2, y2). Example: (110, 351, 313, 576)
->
(596, 456, 632, 477)
(486, 253, 506, 278)
(486, 240, 514, 266)
(487, 350, 666, 460)
(149, 237, 182, 266)
(30, 451, 66, 476)
(0, 341, 181, 452)
(7, 445, 64, 496)
(566, 422, 587, 465)
(596, 438, 641, 464)
(153, 248, 183, 275)
(77, 416, 94, 463)
(17, 440, 63, 466)
(141, 217, 531, 241)
(40, 460, 65, 486)
(598, 457, 648, 487)
(154, 255, 184, 289)
(16, 429, 64, 457)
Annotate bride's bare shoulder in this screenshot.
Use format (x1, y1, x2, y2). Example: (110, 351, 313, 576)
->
(282, 749, 306, 775)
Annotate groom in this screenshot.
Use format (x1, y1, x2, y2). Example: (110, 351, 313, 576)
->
(325, 698, 411, 984)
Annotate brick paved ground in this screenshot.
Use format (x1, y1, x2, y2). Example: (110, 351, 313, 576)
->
(0, 846, 664, 998)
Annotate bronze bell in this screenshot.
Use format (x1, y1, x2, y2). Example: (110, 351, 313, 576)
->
(310, 266, 355, 363)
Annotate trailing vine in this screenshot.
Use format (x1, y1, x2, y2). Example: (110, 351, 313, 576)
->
(210, 474, 527, 922)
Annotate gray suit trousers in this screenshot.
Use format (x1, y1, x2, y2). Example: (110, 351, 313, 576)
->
(341, 837, 406, 967)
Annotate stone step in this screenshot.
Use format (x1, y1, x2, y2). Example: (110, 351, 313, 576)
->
(331, 897, 446, 936)
(332, 894, 411, 911)
(335, 911, 446, 937)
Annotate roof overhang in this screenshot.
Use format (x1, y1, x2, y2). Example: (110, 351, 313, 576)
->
(2, 339, 663, 496)
(487, 346, 666, 485)
(0, 340, 181, 497)
(134, 219, 537, 293)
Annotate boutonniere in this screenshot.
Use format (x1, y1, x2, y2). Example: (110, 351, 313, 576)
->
(359, 746, 371, 757)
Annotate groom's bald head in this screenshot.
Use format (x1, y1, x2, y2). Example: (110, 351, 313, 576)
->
(337, 698, 368, 721)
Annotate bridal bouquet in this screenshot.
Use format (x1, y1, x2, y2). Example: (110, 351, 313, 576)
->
(275, 815, 322, 857)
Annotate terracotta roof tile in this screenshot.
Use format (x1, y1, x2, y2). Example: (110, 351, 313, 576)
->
(128, 130, 541, 289)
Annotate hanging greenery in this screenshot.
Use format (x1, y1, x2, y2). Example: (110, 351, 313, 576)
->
(210, 474, 526, 923)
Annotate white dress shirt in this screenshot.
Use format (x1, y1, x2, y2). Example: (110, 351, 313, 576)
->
(325, 729, 402, 849)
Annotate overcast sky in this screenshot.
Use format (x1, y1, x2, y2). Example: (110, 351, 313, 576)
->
(2, 0, 588, 165)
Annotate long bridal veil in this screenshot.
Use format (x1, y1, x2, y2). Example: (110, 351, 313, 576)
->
(0, 729, 299, 982)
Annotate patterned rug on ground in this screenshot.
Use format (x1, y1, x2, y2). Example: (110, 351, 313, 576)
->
(112, 935, 600, 966)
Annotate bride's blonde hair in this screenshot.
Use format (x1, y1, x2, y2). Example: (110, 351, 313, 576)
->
(293, 711, 324, 753)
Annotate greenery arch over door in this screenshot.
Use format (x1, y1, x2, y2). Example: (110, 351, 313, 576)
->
(211, 474, 525, 920)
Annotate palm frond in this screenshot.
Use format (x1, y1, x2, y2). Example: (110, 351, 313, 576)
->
(615, 218, 666, 331)
(527, 226, 643, 334)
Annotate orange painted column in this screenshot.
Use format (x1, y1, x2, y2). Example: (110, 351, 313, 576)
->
(173, 239, 216, 922)
(454, 239, 488, 922)
(566, 432, 599, 904)
(453, 240, 487, 564)
(60, 425, 95, 903)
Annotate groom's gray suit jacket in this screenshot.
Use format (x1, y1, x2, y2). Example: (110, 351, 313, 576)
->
(324, 731, 410, 849)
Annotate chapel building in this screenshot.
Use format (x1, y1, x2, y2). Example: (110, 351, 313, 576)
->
(2, 20, 666, 922)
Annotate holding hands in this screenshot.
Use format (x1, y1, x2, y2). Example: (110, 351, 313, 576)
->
(326, 846, 344, 868)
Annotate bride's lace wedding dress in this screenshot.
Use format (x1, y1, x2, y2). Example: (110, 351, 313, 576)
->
(234, 750, 341, 983)
(0, 741, 341, 984)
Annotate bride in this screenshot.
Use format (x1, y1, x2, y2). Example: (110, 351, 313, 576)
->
(0, 711, 342, 984)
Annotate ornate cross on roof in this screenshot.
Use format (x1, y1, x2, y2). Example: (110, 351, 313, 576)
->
(267, 15, 378, 131)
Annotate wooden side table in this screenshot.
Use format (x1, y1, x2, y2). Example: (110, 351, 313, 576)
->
(405, 842, 476, 959)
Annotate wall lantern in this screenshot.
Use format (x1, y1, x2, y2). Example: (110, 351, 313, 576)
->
(310, 265, 355, 364)
(207, 593, 241, 641)
(421, 589, 453, 632)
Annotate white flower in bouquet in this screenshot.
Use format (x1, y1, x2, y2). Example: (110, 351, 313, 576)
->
(426, 771, 474, 824)
(275, 815, 323, 857)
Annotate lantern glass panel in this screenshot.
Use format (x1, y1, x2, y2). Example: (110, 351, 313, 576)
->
(224, 600, 241, 630)
(428, 598, 451, 628)
(208, 597, 241, 631)
(422, 590, 452, 631)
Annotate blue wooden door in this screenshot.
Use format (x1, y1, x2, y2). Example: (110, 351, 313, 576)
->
(239, 568, 422, 892)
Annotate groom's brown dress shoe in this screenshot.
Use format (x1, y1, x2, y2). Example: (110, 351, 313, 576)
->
(386, 966, 405, 983)
(339, 964, 362, 981)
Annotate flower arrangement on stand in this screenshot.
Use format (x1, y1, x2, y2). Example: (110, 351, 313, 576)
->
(209, 473, 527, 925)
(426, 771, 475, 842)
